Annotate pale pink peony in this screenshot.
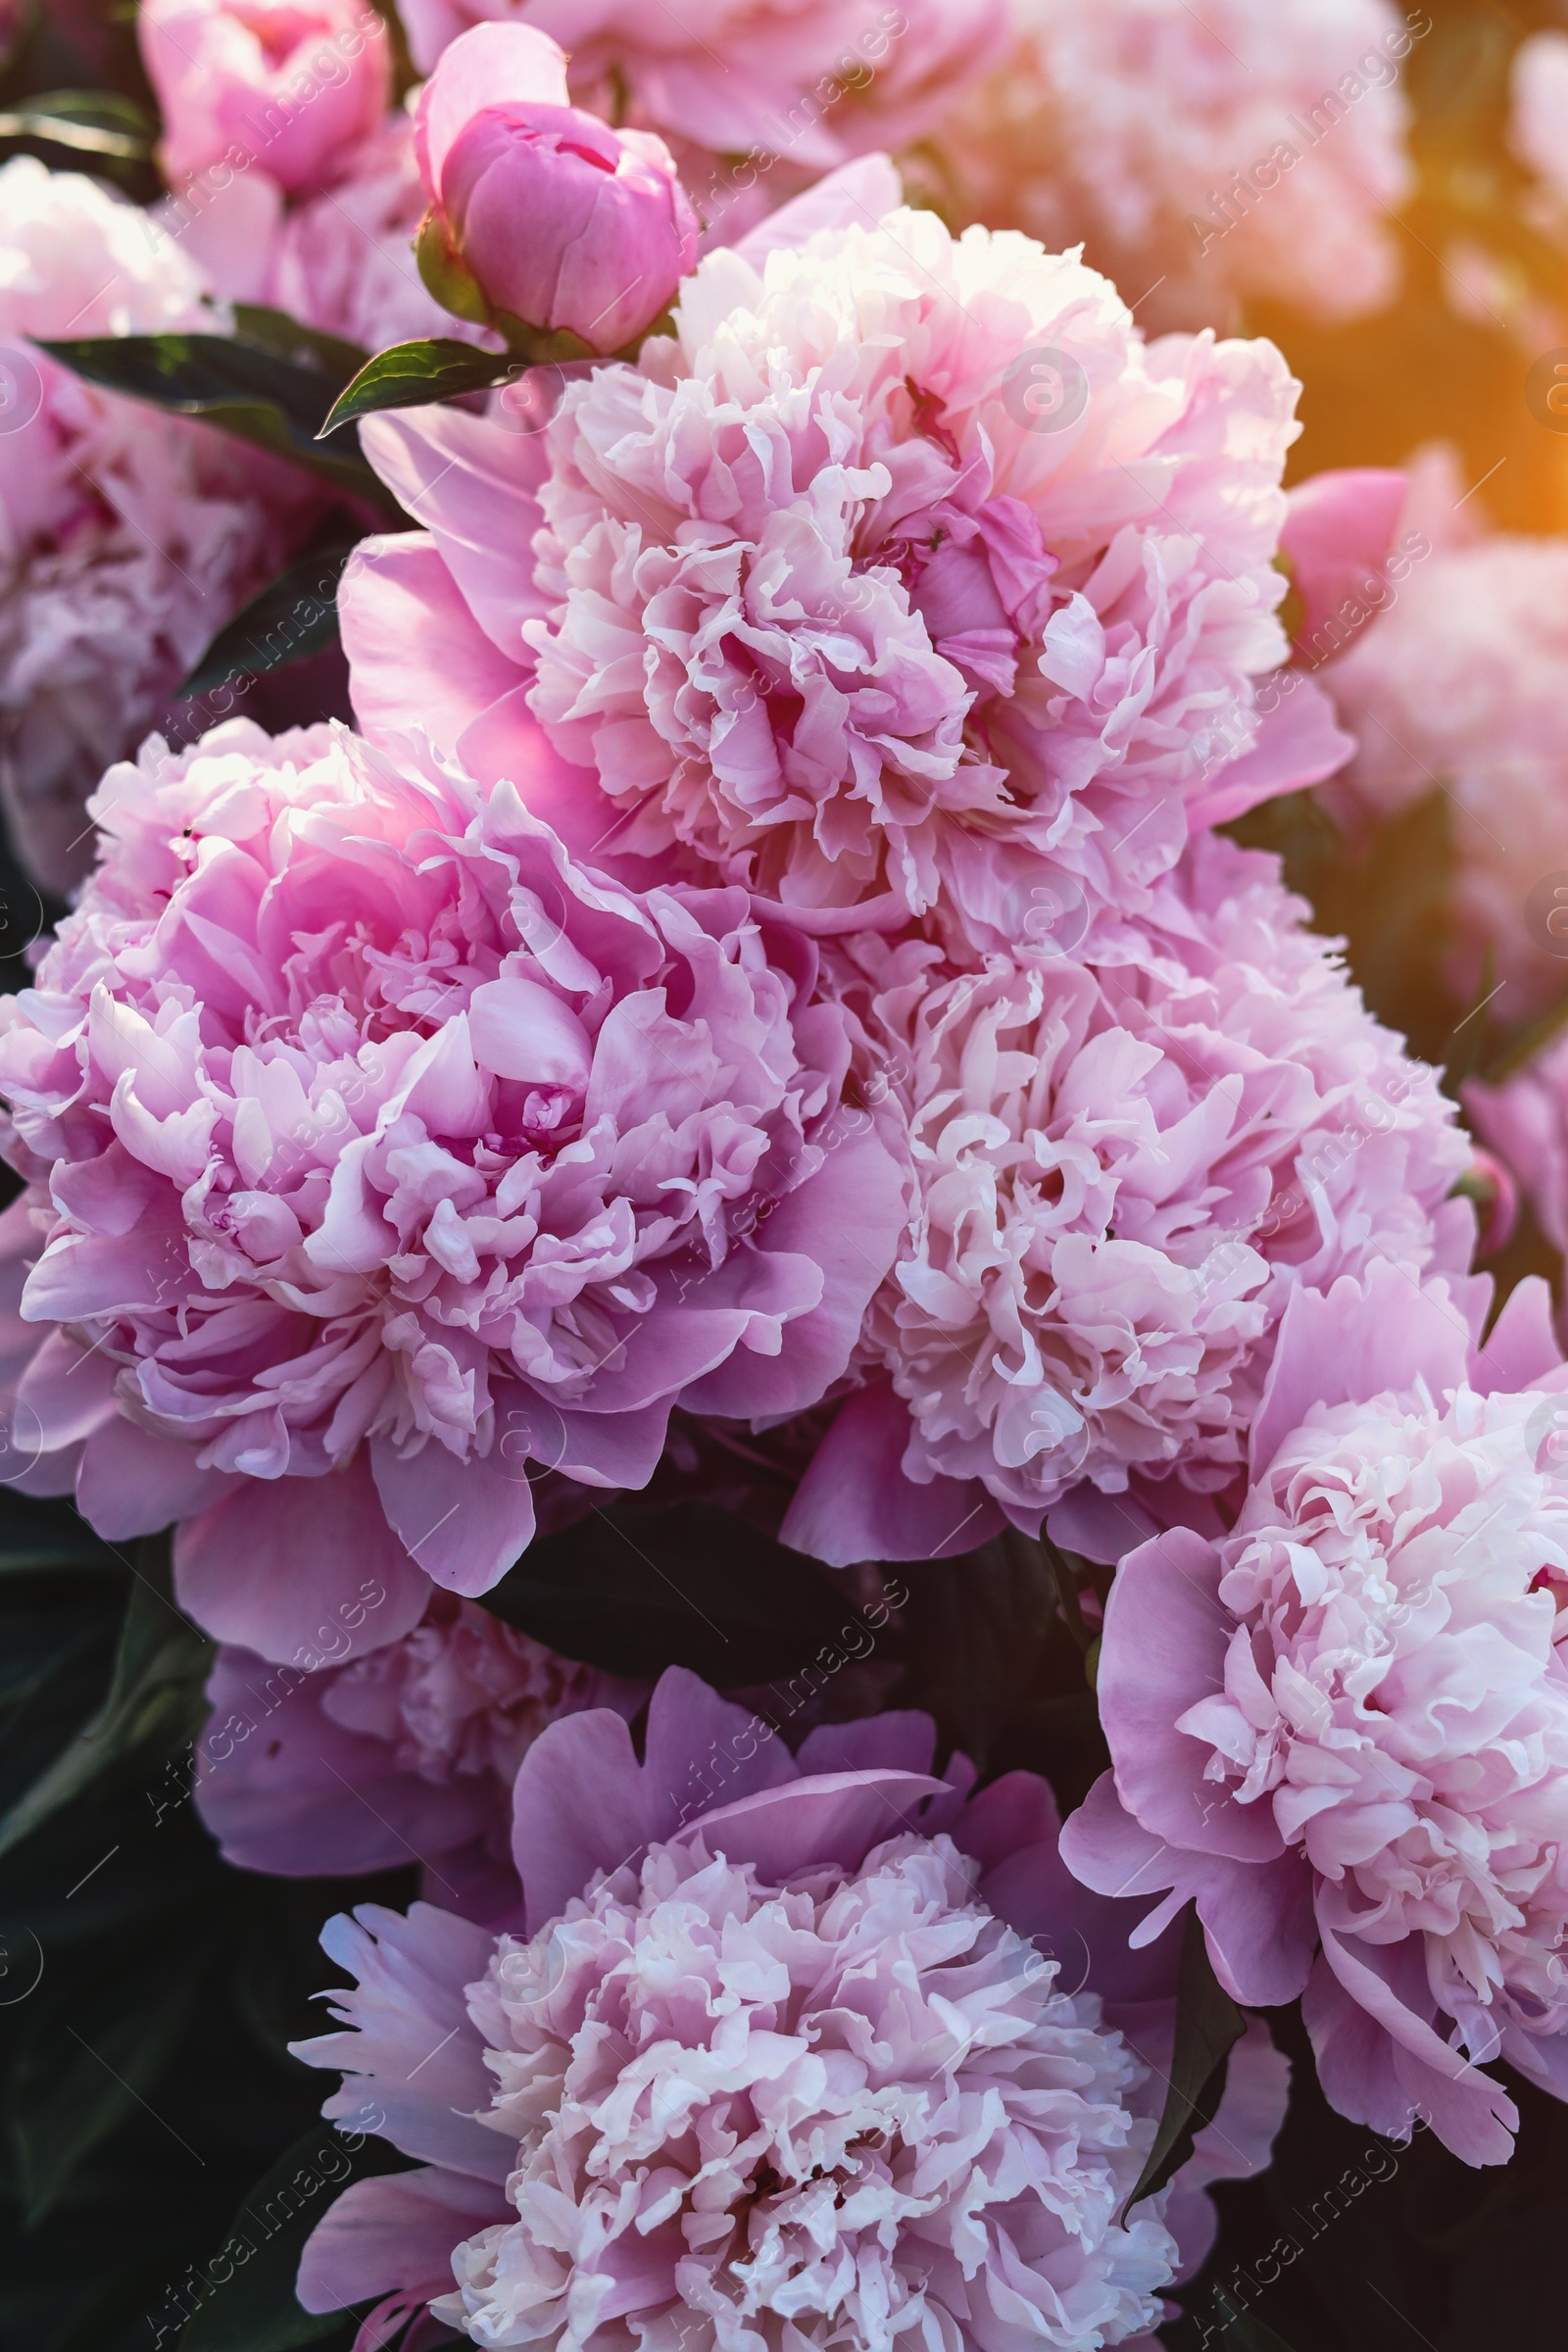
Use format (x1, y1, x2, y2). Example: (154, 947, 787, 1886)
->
(782, 832, 1474, 1567)
(1062, 1261, 1568, 2166)
(290, 1670, 1286, 2348)
(929, 0, 1416, 335)
(341, 172, 1351, 959)
(0, 157, 312, 893)
(395, 0, 1011, 183)
(0, 716, 905, 1662)
(140, 0, 391, 199)
(1318, 514, 1568, 1022)
(196, 1593, 644, 1917)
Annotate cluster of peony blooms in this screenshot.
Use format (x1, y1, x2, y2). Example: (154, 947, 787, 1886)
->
(7, 1, 1568, 2344)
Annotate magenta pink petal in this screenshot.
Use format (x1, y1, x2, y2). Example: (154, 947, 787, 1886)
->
(370, 1435, 535, 1596)
(297, 2167, 510, 2317)
(1096, 1528, 1284, 1865)
(781, 1382, 1005, 1566)
(678, 1134, 907, 1420)
(1280, 467, 1407, 650)
(1186, 675, 1355, 828)
(341, 533, 528, 760)
(174, 1455, 430, 1665)
(678, 1767, 951, 1881)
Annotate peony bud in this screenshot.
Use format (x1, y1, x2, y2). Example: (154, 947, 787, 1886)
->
(414, 23, 698, 355)
(139, 0, 390, 200)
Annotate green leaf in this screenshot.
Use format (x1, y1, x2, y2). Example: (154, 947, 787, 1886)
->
(180, 541, 360, 696)
(11, 1919, 220, 2220)
(230, 305, 370, 381)
(0, 88, 154, 161)
(318, 335, 514, 434)
(896, 1531, 1063, 1771)
(1120, 1901, 1246, 2219)
(479, 1500, 872, 1683)
(37, 329, 401, 513)
(178, 2123, 413, 2352)
(0, 1540, 211, 1861)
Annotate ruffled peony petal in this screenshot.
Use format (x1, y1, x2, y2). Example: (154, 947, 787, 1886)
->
(293, 1900, 514, 2181)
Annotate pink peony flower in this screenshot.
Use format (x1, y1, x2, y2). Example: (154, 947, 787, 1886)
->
(781, 832, 1474, 1567)
(1062, 1260, 1568, 2166)
(341, 171, 1352, 958)
(414, 24, 699, 352)
(0, 716, 905, 1661)
(0, 157, 313, 893)
(139, 0, 391, 200)
(1317, 510, 1568, 1022)
(928, 0, 1415, 335)
(290, 1669, 1286, 2347)
(195, 1593, 644, 1917)
(396, 0, 1011, 182)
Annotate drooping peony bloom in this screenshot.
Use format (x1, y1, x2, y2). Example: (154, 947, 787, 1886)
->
(139, 0, 391, 200)
(413, 24, 699, 352)
(1062, 1260, 1568, 2166)
(1316, 493, 1568, 1022)
(341, 167, 1351, 959)
(395, 0, 1011, 190)
(927, 0, 1416, 335)
(291, 1669, 1287, 2348)
(782, 831, 1474, 1567)
(0, 156, 314, 893)
(0, 717, 905, 1662)
(196, 1593, 644, 1917)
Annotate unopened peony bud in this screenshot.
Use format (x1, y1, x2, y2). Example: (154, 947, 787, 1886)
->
(414, 23, 697, 355)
